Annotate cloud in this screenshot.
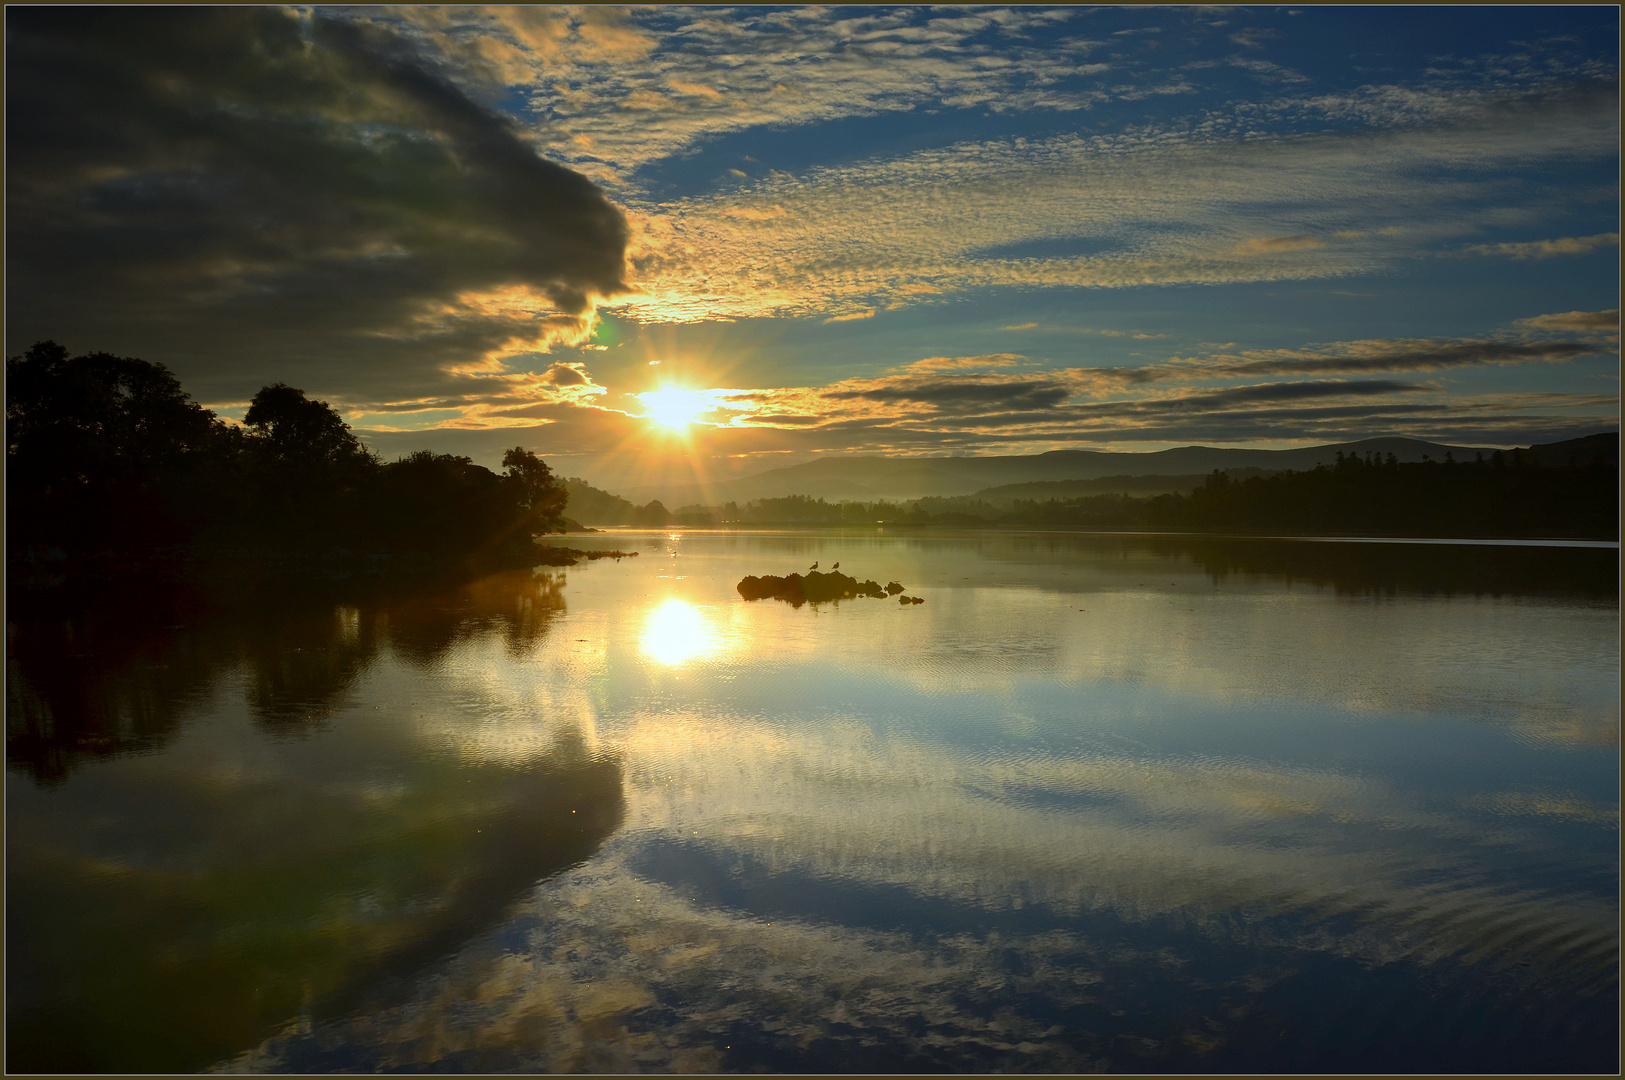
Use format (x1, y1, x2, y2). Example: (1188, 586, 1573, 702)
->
(900, 354, 1027, 374)
(824, 374, 1076, 412)
(722, 204, 789, 221)
(542, 362, 592, 388)
(705, 367, 1447, 445)
(11, 6, 1611, 461)
(1464, 232, 1620, 260)
(375, 5, 1105, 184)
(1233, 235, 1325, 255)
(1139, 379, 1426, 410)
(1514, 309, 1619, 333)
(614, 81, 1619, 323)
(4, 6, 629, 408)
(1163, 338, 1608, 380)
(1228, 57, 1309, 85)
(1229, 28, 1281, 49)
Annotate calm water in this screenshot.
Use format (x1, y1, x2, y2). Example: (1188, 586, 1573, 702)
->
(7, 531, 1618, 1073)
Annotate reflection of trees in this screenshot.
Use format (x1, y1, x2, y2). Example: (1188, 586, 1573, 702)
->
(7, 733, 624, 1074)
(1162, 535, 1617, 599)
(992, 534, 1617, 600)
(381, 569, 567, 667)
(241, 606, 381, 732)
(320, 730, 622, 1021)
(5, 579, 229, 784)
(7, 622, 197, 785)
(6, 570, 570, 781)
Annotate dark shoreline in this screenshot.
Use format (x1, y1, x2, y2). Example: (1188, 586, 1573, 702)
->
(568, 522, 1621, 544)
(7, 542, 639, 620)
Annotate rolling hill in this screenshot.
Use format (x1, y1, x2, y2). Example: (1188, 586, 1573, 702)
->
(610, 434, 1617, 508)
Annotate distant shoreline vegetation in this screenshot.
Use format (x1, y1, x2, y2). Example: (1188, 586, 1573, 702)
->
(7, 341, 631, 592)
(570, 436, 1618, 542)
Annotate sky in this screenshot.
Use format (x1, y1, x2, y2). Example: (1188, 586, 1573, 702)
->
(6, 5, 1619, 491)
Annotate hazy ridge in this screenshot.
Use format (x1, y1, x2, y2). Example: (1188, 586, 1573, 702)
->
(609, 433, 1618, 507)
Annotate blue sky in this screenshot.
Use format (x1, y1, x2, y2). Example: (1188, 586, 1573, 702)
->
(6, 5, 1618, 488)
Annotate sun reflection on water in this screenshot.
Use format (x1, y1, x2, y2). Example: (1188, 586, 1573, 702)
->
(641, 599, 723, 667)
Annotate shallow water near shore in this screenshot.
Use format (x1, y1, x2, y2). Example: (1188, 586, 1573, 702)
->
(7, 529, 1618, 1073)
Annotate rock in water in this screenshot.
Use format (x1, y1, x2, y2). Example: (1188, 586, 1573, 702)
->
(738, 569, 890, 607)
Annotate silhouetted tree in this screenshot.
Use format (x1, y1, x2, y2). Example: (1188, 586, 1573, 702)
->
(244, 383, 376, 474)
(7, 340, 236, 549)
(234, 383, 379, 548)
(502, 447, 567, 534)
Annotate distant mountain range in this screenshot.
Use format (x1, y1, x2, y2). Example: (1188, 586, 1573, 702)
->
(612, 432, 1618, 507)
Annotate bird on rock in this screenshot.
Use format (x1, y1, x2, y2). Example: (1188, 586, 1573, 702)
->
(809, 561, 819, 571)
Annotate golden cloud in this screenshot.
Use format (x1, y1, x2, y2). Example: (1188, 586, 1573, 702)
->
(721, 204, 789, 221)
(900, 353, 1028, 374)
(1466, 232, 1620, 260)
(1514, 309, 1619, 333)
(1232, 235, 1327, 255)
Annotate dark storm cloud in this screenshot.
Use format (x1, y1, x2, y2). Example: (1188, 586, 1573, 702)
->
(4, 6, 629, 405)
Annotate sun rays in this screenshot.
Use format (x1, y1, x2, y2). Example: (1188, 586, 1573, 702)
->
(640, 386, 711, 431)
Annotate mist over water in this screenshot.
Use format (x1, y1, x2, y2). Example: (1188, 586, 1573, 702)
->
(7, 531, 1618, 1073)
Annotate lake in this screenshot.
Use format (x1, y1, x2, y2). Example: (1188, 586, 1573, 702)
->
(6, 530, 1618, 1073)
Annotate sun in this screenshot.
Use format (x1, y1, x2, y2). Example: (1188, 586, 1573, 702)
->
(641, 386, 708, 430)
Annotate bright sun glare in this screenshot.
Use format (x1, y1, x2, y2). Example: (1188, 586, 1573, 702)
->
(642, 387, 707, 431)
(640, 598, 718, 667)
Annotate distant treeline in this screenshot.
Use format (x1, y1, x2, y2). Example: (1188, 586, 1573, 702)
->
(8, 341, 569, 582)
(572, 445, 1617, 540)
(1146, 449, 1617, 538)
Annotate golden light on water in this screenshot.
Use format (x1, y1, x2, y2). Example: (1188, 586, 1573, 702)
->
(640, 387, 709, 431)
(641, 598, 722, 667)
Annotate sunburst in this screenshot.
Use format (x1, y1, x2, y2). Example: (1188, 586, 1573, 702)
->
(641, 387, 709, 430)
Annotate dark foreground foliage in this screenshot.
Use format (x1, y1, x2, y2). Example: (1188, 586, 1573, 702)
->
(7, 341, 585, 586)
